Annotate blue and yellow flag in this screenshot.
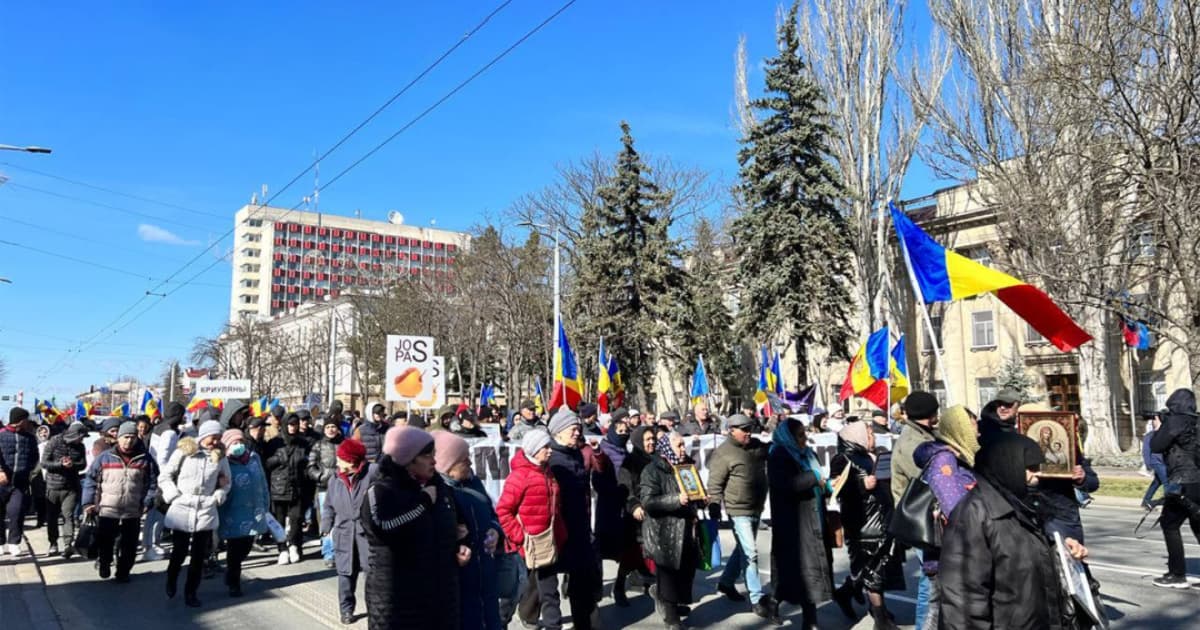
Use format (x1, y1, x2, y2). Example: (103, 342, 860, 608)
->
(690, 355, 709, 406)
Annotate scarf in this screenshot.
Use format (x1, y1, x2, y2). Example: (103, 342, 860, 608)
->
(655, 434, 685, 465)
(935, 405, 980, 468)
(771, 419, 828, 503)
(337, 463, 366, 492)
(838, 420, 872, 451)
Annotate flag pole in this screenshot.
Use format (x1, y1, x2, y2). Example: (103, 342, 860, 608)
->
(892, 200, 954, 405)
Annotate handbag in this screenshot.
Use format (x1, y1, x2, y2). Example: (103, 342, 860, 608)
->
(517, 514, 558, 570)
(74, 513, 100, 559)
(824, 510, 844, 549)
(888, 470, 942, 551)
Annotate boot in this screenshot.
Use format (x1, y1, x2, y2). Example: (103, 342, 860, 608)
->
(613, 572, 630, 607)
(753, 596, 783, 626)
(832, 583, 857, 620)
(871, 605, 900, 630)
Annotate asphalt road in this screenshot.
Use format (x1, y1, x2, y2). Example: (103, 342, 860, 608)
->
(3, 499, 1197, 629)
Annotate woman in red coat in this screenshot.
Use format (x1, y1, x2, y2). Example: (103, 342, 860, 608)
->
(495, 428, 567, 630)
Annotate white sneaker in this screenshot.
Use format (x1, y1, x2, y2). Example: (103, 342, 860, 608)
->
(142, 547, 163, 561)
(8, 544, 23, 557)
(288, 545, 300, 564)
(277, 550, 290, 565)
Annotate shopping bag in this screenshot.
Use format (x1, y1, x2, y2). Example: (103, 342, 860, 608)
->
(74, 513, 99, 559)
(697, 520, 722, 571)
(264, 512, 288, 543)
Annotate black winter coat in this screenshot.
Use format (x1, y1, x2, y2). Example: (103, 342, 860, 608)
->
(356, 420, 387, 464)
(768, 447, 834, 606)
(40, 434, 87, 492)
(638, 455, 699, 571)
(830, 441, 890, 542)
(0, 427, 39, 486)
(307, 434, 342, 491)
(1150, 389, 1200, 484)
(265, 434, 308, 502)
(547, 441, 594, 569)
(362, 460, 463, 630)
(617, 443, 654, 546)
(940, 476, 1070, 629)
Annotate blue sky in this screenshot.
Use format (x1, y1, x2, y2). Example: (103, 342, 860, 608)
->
(0, 1, 944, 403)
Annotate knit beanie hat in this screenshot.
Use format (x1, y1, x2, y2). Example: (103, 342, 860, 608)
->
(271, 405, 286, 420)
(521, 427, 552, 458)
(118, 421, 138, 437)
(547, 407, 580, 437)
(337, 438, 367, 467)
(904, 391, 940, 421)
(64, 422, 88, 443)
(101, 416, 122, 434)
(198, 420, 223, 441)
(383, 426, 435, 466)
(433, 431, 470, 474)
(9, 407, 30, 425)
(221, 429, 245, 449)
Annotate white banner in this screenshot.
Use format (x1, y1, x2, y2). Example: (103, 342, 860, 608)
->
(409, 356, 446, 409)
(192, 379, 252, 399)
(384, 335, 436, 402)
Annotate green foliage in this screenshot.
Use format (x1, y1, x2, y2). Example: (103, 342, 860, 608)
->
(731, 0, 855, 383)
(996, 351, 1042, 403)
(570, 122, 690, 406)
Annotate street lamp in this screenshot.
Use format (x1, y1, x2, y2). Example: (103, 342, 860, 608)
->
(0, 144, 52, 154)
(517, 220, 561, 341)
(0, 277, 11, 284)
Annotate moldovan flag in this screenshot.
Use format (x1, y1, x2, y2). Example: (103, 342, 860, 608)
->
(890, 336, 910, 402)
(839, 327, 891, 409)
(548, 320, 582, 412)
(890, 202, 1091, 351)
(597, 337, 613, 413)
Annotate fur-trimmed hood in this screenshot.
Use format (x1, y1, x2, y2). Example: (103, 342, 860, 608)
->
(176, 436, 199, 457)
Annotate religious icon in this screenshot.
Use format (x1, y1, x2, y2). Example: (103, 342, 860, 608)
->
(1018, 411, 1077, 478)
(673, 463, 707, 502)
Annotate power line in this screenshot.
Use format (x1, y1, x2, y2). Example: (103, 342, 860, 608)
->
(0, 238, 227, 288)
(30, 0, 573, 387)
(4, 182, 216, 231)
(0, 161, 225, 219)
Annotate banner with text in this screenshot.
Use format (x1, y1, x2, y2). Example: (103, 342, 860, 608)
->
(192, 379, 252, 399)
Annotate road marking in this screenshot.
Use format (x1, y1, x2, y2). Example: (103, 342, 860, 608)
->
(1105, 535, 1200, 549)
(1088, 561, 1200, 582)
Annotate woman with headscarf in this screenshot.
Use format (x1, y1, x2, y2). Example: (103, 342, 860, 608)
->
(594, 416, 630, 592)
(362, 426, 471, 629)
(940, 433, 1086, 629)
(639, 431, 702, 630)
(910, 405, 981, 629)
(830, 421, 901, 630)
(613, 425, 655, 606)
(768, 418, 834, 630)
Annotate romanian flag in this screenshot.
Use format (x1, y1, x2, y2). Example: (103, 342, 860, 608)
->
(112, 401, 131, 418)
(533, 377, 546, 415)
(75, 400, 93, 419)
(187, 396, 207, 413)
(547, 320, 582, 412)
(250, 397, 265, 418)
(597, 337, 613, 413)
(840, 328, 891, 408)
(36, 399, 63, 423)
(1121, 317, 1152, 350)
(690, 355, 710, 406)
(890, 335, 910, 402)
(770, 350, 784, 395)
(890, 202, 1091, 352)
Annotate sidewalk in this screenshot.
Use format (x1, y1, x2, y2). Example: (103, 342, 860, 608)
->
(0, 523, 62, 630)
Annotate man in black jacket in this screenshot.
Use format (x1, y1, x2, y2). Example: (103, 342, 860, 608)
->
(546, 407, 598, 630)
(0, 408, 40, 556)
(353, 403, 389, 464)
(1149, 388, 1200, 588)
(40, 422, 88, 558)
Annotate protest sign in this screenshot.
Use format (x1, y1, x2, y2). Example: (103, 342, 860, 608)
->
(409, 356, 446, 409)
(384, 335, 436, 403)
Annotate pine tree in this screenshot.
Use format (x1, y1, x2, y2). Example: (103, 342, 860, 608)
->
(997, 351, 1042, 402)
(570, 122, 689, 406)
(731, 0, 855, 385)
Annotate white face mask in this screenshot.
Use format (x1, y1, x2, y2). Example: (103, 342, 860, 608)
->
(826, 419, 845, 433)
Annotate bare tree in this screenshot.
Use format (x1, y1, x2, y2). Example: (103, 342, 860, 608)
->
(791, 0, 948, 332)
(190, 317, 288, 398)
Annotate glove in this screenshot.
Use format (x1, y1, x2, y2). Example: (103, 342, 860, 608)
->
(708, 504, 723, 522)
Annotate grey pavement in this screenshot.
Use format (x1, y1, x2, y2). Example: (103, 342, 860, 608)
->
(2, 496, 1197, 629)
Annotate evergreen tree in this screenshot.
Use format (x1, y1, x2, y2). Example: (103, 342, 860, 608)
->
(570, 122, 689, 406)
(731, 0, 855, 385)
(997, 351, 1042, 403)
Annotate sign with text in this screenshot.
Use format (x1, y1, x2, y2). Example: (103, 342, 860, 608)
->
(384, 335, 436, 402)
(409, 356, 446, 409)
(192, 379, 252, 399)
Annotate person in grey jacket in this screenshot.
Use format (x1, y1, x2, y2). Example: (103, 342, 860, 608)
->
(707, 414, 776, 622)
(320, 438, 375, 624)
(160, 420, 230, 607)
(82, 421, 159, 582)
(308, 419, 343, 567)
(39, 422, 87, 558)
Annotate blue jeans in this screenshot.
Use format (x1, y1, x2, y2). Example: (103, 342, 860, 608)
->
(719, 515, 764, 604)
(915, 548, 931, 628)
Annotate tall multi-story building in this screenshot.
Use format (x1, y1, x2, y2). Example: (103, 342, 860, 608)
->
(229, 205, 470, 322)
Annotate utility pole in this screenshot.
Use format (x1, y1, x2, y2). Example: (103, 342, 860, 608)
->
(168, 361, 177, 402)
(328, 302, 337, 408)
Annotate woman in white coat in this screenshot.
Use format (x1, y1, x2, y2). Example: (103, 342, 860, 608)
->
(160, 420, 231, 607)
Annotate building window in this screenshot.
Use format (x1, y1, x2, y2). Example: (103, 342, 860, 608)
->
(971, 311, 995, 348)
(930, 381, 947, 409)
(1026, 322, 1046, 345)
(923, 313, 943, 352)
(1138, 370, 1168, 411)
(247, 219, 263, 228)
(977, 377, 998, 410)
(965, 246, 992, 267)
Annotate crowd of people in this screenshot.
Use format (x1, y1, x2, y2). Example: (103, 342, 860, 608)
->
(2, 385, 1199, 629)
